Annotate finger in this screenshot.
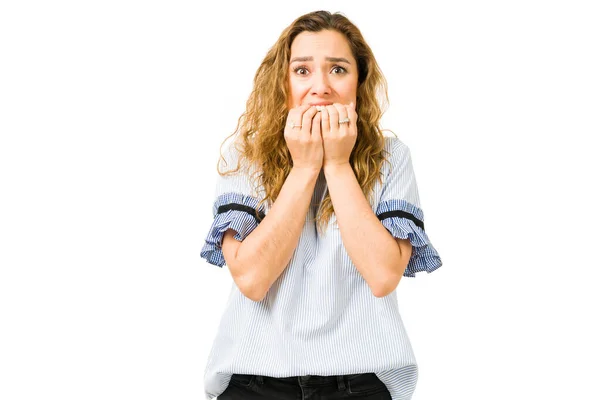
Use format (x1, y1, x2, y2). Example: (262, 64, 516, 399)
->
(325, 105, 339, 133)
(286, 104, 311, 130)
(333, 103, 349, 133)
(320, 106, 330, 137)
(311, 110, 321, 140)
(301, 106, 318, 137)
(296, 103, 312, 114)
(345, 102, 358, 126)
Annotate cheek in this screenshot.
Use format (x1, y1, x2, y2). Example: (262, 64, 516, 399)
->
(288, 80, 308, 107)
(340, 82, 357, 102)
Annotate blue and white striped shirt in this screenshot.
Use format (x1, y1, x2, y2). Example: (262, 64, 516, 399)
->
(200, 136, 442, 400)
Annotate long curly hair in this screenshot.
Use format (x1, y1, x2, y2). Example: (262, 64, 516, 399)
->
(216, 10, 395, 235)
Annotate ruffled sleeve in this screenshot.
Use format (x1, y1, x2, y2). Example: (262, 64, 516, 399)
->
(376, 137, 443, 277)
(200, 143, 266, 268)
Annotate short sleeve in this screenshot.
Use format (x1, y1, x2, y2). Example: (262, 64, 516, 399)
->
(376, 138, 443, 277)
(200, 143, 266, 267)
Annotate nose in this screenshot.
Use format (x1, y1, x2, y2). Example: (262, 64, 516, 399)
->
(311, 70, 331, 96)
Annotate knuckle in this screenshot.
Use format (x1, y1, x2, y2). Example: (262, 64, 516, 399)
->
(303, 110, 316, 121)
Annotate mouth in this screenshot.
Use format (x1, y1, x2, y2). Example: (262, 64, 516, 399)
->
(308, 102, 333, 112)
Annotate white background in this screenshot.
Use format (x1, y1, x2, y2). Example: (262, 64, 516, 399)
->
(1, 1, 599, 399)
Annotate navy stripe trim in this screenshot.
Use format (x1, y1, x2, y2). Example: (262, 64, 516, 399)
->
(377, 210, 425, 230)
(217, 203, 265, 224)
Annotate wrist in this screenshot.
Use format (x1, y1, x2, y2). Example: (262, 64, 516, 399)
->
(323, 162, 351, 173)
(291, 165, 322, 178)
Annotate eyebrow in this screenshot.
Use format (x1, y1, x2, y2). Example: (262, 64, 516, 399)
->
(290, 56, 351, 64)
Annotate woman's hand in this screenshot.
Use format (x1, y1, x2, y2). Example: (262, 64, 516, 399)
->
(284, 105, 323, 171)
(320, 102, 357, 168)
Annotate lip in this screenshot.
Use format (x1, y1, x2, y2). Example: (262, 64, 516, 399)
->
(308, 102, 334, 106)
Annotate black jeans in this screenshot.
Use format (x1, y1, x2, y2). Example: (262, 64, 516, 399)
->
(218, 373, 392, 399)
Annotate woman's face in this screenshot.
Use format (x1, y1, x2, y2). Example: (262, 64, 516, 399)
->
(287, 30, 358, 110)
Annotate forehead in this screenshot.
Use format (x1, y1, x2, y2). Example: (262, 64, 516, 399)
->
(290, 30, 353, 60)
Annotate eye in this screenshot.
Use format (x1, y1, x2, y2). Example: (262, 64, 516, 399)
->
(293, 66, 309, 75)
(332, 65, 347, 74)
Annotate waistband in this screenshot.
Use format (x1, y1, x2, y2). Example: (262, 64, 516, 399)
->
(248, 373, 371, 389)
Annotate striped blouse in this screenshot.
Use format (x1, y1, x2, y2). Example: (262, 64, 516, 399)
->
(200, 135, 442, 400)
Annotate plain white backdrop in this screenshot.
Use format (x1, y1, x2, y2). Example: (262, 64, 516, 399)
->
(1, 1, 599, 399)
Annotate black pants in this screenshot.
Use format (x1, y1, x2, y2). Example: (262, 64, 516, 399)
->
(219, 373, 392, 399)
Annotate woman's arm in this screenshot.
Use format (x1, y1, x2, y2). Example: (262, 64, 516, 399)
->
(222, 166, 320, 301)
(324, 163, 409, 297)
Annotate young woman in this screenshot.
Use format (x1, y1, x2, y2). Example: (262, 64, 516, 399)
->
(201, 10, 443, 400)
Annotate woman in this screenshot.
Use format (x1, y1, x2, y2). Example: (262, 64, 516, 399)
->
(200, 10, 442, 400)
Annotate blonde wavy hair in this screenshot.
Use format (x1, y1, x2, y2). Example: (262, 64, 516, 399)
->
(217, 10, 396, 235)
